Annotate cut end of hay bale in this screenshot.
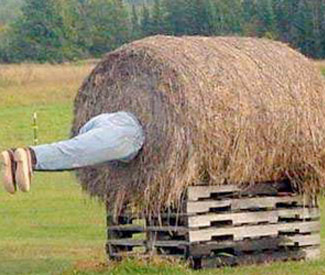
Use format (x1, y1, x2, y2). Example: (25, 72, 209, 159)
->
(72, 35, 325, 216)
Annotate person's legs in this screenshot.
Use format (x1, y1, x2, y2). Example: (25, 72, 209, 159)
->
(1, 112, 145, 193)
(31, 124, 143, 170)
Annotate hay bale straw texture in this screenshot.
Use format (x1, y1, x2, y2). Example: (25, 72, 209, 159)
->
(72, 35, 325, 216)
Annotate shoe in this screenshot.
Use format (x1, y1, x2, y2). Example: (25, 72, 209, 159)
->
(14, 148, 33, 192)
(0, 150, 16, 194)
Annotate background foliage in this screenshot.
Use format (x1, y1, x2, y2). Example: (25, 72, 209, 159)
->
(0, 0, 325, 62)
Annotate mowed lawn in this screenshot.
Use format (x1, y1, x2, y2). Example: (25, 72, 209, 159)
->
(0, 62, 325, 275)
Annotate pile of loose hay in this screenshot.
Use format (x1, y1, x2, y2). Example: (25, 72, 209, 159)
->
(72, 35, 325, 216)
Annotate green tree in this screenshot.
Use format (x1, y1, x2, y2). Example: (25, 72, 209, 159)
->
(162, 0, 188, 35)
(290, 0, 313, 53)
(184, 0, 219, 35)
(2, 0, 325, 62)
(321, 0, 325, 58)
(131, 4, 142, 39)
(61, 0, 94, 59)
(88, 0, 129, 56)
(256, 0, 277, 37)
(200, 0, 219, 35)
(0, 26, 11, 62)
(8, 0, 68, 62)
(309, 0, 325, 58)
(242, 0, 259, 36)
(214, 0, 244, 35)
(140, 4, 152, 36)
(274, 0, 325, 58)
(151, 0, 166, 34)
(242, 0, 256, 22)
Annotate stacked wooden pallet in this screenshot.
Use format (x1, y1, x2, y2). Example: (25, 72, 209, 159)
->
(106, 182, 320, 269)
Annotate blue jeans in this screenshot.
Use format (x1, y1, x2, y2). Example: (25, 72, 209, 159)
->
(31, 112, 145, 171)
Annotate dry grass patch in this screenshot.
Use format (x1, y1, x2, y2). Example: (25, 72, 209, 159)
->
(0, 62, 95, 107)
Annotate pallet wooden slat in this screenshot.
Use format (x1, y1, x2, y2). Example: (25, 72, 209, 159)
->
(187, 185, 240, 201)
(278, 208, 320, 220)
(108, 239, 189, 247)
(189, 234, 320, 257)
(187, 182, 298, 202)
(189, 221, 320, 242)
(188, 207, 320, 228)
(187, 196, 302, 214)
(190, 237, 281, 256)
(278, 221, 320, 234)
(282, 234, 321, 247)
(188, 211, 278, 228)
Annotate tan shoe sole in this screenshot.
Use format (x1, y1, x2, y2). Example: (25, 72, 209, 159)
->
(14, 148, 31, 192)
(1, 151, 16, 194)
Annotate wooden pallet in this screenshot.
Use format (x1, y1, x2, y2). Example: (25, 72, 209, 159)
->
(106, 182, 321, 268)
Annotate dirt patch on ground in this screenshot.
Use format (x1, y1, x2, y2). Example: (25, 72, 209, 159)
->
(74, 260, 108, 272)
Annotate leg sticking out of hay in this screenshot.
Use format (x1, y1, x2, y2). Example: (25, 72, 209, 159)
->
(1, 112, 145, 194)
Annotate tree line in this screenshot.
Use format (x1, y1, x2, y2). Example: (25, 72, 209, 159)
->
(0, 0, 325, 63)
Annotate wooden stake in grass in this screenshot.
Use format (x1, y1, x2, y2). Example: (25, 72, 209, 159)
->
(32, 112, 38, 146)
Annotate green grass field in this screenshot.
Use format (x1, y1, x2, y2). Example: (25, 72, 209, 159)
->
(1, 63, 325, 275)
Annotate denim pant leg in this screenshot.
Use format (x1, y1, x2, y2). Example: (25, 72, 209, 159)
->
(31, 112, 144, 171)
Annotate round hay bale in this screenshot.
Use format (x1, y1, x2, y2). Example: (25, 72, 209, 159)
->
(72, 35, 325, 216)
